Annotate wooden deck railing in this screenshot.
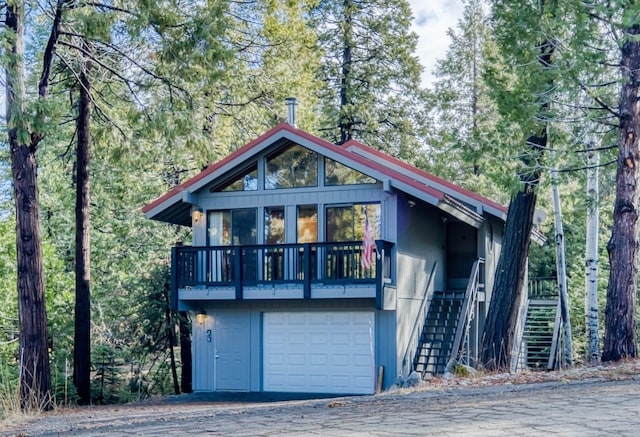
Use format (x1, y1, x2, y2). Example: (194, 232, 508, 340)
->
(528, 277, 558, 299)
(170, 240, 394, 307)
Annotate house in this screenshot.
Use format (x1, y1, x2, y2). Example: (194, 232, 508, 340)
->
(142, 119, 510, 395)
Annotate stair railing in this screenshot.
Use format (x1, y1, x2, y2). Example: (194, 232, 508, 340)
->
(512, 276, 562, 373)
(547, 298, 563, 370)
(450, 258, 485, 367)
(511, 297, 530, 373)
(404, 261, 438, 375)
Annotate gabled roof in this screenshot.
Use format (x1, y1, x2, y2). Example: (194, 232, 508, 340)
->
(142, 123, 507, 226)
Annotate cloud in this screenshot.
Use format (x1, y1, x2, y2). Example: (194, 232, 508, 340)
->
(408, 0, 464, 88)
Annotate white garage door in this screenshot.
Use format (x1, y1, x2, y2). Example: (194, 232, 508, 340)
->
(263, 311, 375, 394)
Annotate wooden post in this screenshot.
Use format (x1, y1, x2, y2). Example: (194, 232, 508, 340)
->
(376, 365, 384, 393)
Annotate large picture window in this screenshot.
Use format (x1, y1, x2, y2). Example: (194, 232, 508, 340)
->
(265, 206, 285, 244)
(213, 163, 258, 192)
(297, 205, 318, 243)
(265, 144, 317, 189)
(325, 203, 381, 242)
(208, 209, 257, 246)
(325, 158, 376, 186)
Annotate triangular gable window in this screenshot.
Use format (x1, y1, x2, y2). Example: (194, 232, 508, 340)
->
(265, 144, 318, 189)
(212, 163, 258, 192)
(324, 158, 377, 186)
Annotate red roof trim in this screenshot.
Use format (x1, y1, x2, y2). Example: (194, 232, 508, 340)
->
(316, 139, 445, 200)
(143, 123, 505, 216)
(343, 140, 507, 214)
(143, 123, 295, 214)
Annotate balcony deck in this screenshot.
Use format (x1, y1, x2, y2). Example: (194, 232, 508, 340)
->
(171, 240, 394, 308)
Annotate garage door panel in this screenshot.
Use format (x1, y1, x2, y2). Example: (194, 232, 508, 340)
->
(308, 312, 330, 324)
(331, 312, 353, 324)
(263, 311, 374, 394)
(310, 333, 328, 344)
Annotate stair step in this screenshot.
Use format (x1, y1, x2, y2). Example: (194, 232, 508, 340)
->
(413, 288, 469, 377)
(514, 296, 562, 372)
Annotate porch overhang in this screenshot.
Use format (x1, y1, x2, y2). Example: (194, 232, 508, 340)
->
(145, 197, 192, 226)
(437, 195, 485, 228)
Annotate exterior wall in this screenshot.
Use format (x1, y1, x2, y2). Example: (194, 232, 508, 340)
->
(187, 161, 400, 392)
(481, 216, 504, 312)
(394, 196, 446, 377)
(474, 215, 504, 347)
(191, 185, 390, 246)
(189, 299, 397, 392)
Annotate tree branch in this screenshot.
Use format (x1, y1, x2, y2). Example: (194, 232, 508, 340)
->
(38, 0, 73, 99)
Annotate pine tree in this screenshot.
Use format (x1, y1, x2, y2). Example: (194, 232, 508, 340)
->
(601, 6, 640, 361)
(2, 0, 69, 410)
(480, 0, 561, 371)
(312, 0, 428, 160)
(426, 0, 508, 201)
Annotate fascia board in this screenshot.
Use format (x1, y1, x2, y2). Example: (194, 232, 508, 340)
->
(142, 126, 294, 217)
(143, 197, 181, 220)
(345, 143, 507, 216)
(482, 205, 508, 222)
(389, 181, 442, 206)
(437, 200, 484, 229)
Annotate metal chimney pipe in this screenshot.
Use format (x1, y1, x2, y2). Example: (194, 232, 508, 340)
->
(285, 97, 297, 127)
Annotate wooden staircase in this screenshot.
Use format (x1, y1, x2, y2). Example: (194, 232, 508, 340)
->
(413, 289, 465, 376)
(516, 298, 561, 370)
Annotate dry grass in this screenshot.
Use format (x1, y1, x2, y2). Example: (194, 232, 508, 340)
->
(381, 359, 640, 396)
(0, 362, 23, 423)
(0, 359, 55, 426)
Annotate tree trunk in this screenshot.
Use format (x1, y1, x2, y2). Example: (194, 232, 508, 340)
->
(73, 42, 92, 405)
(551, 164, 573, 367)
(585, 137, 600, 365)
(480, 29, 553, 371)
(11, 145, 53, 410)
(338, 0, 353, 145)
(480, 188, 536, 370)
(5, 2, 53, 411)
(602, 28, 640, 362)
(179, 311, 193, 393)
(164, 282, 180, 395)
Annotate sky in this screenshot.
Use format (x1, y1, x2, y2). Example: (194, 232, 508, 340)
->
(408, 0, 464, 87)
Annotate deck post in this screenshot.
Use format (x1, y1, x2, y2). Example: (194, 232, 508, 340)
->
(234, 248, 243, 299)
(375, 240, 383, 310)
(170, 247, 179, 310)
(303, 243, 311, 299)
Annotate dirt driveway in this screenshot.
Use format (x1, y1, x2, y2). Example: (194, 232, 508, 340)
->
(2, 364, 640, 436)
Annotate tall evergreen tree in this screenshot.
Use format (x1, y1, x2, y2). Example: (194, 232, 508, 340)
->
(426, 0, 508, 201)
(73, 39, 92, 405)
(2, 0, 71, 410)
(601, 6, 640, 361)
(480, 0, 560, 370)
(312, 0, 427, 160)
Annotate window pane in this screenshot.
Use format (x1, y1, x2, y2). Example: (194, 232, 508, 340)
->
(213, 164, 258, 192)
(231, 209, 257, 245)
(297, 205, 317, 243)
(325, 158, 377, 186)
(265, 206, 285, 244)
(208, 211, 231, 246)
(265, 144, 317, 189)
(354, 203, 381, 240)
(326, 206, 354, 242)
(208, 210, 257, 245)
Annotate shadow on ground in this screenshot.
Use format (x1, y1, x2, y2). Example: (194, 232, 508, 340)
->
(159, 391, 349, 404)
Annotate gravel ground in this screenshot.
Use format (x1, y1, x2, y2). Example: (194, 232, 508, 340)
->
(2, 361, 640, 436)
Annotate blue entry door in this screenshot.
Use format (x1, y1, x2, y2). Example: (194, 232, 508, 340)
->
(214, 312, 251, 391)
